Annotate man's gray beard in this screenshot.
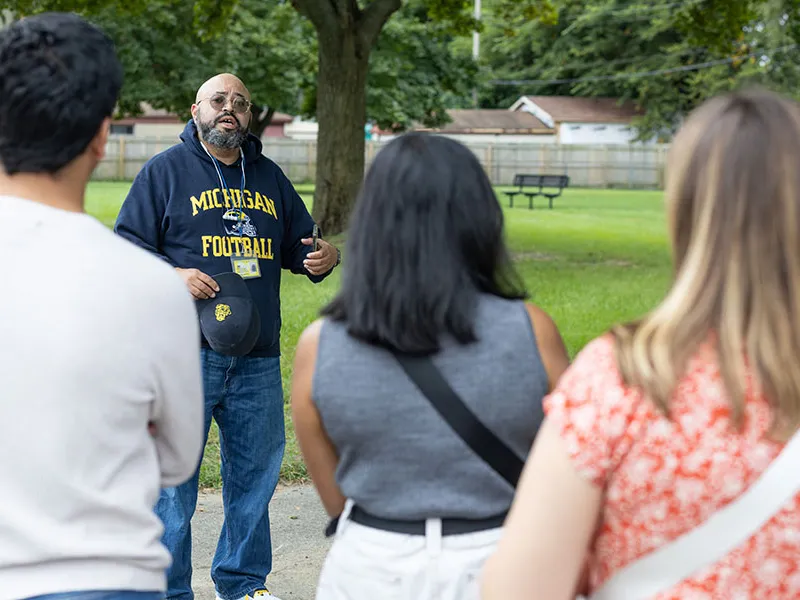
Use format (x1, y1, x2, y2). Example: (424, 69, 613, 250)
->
(196, 118, 247, 149)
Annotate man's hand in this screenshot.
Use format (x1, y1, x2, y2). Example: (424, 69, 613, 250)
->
(175, 267, 220, 300)
(301, 238, 339, 275)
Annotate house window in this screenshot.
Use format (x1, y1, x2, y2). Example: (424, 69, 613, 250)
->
(110, 124, 134, 135)
(594, 125, 607, 131)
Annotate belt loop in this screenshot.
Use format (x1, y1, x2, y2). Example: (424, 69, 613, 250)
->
(425, 518, 442, 556)
(335, 499, 355, 537)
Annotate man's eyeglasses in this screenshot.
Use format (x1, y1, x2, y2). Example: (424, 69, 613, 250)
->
(201, 94, 251, 114)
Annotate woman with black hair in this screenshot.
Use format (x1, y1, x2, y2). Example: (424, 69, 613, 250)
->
(291, 132, 570, 600)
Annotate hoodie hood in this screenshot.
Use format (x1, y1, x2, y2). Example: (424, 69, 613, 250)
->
(179, 118, 264, 164)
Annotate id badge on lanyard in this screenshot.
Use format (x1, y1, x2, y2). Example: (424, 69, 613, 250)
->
(229, 206, 261, 278)
(208, 147, 262, 280)
(231, 254, 261, 279)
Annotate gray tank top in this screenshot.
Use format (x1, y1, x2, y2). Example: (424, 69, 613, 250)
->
(312, 293, 549, 520)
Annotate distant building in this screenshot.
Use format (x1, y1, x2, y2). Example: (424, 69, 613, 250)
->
(283, 117, 320, 141)
(509, 95, 650, 145)
(408, 109, 555, 144)
(110, 95, 653, 147)
(111, 104, 294, 140)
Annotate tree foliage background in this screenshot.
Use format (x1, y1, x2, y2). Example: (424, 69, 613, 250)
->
(478, 0, 800, 140)
(2, 0, 800, 230)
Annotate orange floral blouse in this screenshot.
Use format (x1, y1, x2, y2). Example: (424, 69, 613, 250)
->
(544, 335, 800, 599)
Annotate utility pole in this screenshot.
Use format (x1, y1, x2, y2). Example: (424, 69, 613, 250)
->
(472, 0, 481, 107)
(473, 0, 481, 60)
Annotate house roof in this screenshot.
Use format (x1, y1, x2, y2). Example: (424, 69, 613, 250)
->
(113, 103, 294, 125)
(522, 96, 642, 124)
(113, 104, 180, 125)
(415, 109, 553, 134)
(257, 111, 294, 124)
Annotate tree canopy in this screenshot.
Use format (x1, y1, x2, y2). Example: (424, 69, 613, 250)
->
(288, 0, 555, 234)
(479, 0, 800, 140)
(88, 0, 315, 138)
(5, 0, 235, 38)
(4, 0, 798, 232)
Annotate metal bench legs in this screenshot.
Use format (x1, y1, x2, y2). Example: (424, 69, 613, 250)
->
(543, 191, 563, 209)
(503, 191, 521, 208)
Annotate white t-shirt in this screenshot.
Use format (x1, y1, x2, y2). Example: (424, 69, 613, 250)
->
(0, 195, 205, 598)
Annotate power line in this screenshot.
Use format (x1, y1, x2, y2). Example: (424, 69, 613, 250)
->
(488, 43, 800, 87)
(513, 47, 706, 75)
(483, 0, 699, 29)
(577, 0, 690, 17)
(559, 0, 701, 32)
(480, 1, 708, 76)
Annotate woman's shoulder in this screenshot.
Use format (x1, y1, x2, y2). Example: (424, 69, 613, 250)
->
(517, 302, 571, 391)
(523, 302, 559, 338)
(297, 316, 368, 363)
(567, 333, 618, 371)
(548, 333, 626, 400)
(297, 317, 326, 347)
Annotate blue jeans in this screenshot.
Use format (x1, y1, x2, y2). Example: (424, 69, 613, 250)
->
(26, 594, 163, 600)
(155, 349, 286, 600)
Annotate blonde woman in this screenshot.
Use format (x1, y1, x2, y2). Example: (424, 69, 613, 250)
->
(481, 89, 800, 600)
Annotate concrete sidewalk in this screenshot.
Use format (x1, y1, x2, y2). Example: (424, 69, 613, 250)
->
(191, 484, 332, 600)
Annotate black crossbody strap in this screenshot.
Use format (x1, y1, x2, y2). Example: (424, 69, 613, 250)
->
(393, 352, 524, 488)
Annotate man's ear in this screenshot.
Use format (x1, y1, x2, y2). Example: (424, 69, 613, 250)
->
(191, 104, 199, 120)
(89, 117, 111, 161)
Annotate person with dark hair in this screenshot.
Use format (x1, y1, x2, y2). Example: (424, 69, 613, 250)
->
(114, 73, 341, 600)
(0, 12, 204, 600)
(290, 132, 570, 600)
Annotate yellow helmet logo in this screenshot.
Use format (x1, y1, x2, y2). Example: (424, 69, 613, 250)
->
(215, 303, 232, 322)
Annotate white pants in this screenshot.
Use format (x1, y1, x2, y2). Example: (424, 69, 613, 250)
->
(315, 503, 503, 600)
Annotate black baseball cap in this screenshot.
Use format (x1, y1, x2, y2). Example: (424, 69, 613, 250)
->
(196, 272, 261, 357)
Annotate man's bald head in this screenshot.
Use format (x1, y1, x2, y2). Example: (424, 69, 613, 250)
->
(191, 73, 252, 151)
(195, 73, 250, 104)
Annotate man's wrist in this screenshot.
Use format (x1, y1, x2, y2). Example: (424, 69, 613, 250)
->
(334, 248, 341, 267)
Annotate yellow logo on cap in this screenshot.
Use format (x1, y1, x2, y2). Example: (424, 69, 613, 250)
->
(215, 304, 232, 322)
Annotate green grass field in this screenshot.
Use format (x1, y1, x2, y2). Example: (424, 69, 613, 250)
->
(86, 181, 672, 487)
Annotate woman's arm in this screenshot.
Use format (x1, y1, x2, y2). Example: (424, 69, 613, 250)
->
(290, 319, 346, 517)
(525, 303, 570, 391)
(480, 418, 602, 600)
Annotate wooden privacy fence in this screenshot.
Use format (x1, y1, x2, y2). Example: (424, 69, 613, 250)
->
(95, 136, 670, 189)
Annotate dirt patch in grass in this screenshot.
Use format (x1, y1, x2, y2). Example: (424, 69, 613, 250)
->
(602, 259, 635, 267)
(513, 251, 558, 261)
(513, 252, 633, 267)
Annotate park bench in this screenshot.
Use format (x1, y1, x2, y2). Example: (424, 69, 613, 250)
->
(503, 174, 570, 209)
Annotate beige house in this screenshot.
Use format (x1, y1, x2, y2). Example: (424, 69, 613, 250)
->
(509, 95, 648, 145)
(403, 109, 556, 144)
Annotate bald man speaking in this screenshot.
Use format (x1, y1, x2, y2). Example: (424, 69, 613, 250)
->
(115, 74, 340, 600)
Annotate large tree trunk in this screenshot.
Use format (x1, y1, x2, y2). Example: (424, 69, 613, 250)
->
(313, 29, 369, 235)
(291, 0, 401, 236)
(250, 105, 276, 139)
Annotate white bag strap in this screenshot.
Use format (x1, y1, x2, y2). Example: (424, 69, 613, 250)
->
(590, 427, 800, 600)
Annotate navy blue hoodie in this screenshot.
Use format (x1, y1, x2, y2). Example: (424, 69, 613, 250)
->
(114, 120, 331, 357)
